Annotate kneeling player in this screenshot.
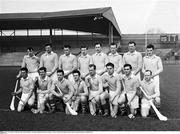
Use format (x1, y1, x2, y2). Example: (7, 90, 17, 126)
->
(140, 70, 160, 117)
(101, 62, 121, 118)
(71, 70, 88, 114)
(118, 64, 139, 119)
(12, 67, 35, 112)
(85, 64, 103, 116)
(51, 69, 75, 115)
(32, 67, 52, 114)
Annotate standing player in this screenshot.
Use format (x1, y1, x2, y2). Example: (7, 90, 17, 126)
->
(17, 47, 39, 81)
(59, 45, 77, 83)
(107, 43, 123, 74)
(78, 45, 91, 80)
(123, 41, 142, 80)
(12, 67, 35, 112)
(101, 62, 121, 118)
(85, 64, 103, 116)
(140, 70, 160, 117)
(40, 43, 58, 82)
(91, 43, 109, 76)
(71, 70, 88, 114)
(51, 69, 75, 115)
(118, 64, 139, 119)
(142, 44, 163, 101)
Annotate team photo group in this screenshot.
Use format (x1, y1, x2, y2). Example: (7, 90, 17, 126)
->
(11, 41, 167, 121)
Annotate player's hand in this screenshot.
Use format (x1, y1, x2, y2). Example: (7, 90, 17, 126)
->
(63, 96, 69, 103)
(16, 74, 21, 79)
(11, 92, 17, 96)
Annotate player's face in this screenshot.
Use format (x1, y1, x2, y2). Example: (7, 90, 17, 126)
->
(57, 72, 64, 81)
(95, 44, 102, 53)
(110, 45, 117, 54)
(45, 45, 52, 53)
(144, 71, 151, 81)
(27, 50, 34, 57)
(146, 48, 153, 56)
(107, 66, 114, 75)
(124, 66, 131, 76)
(89, 67, 95, 76)
(39, 70, 46, 79)
(81, 48, 87, 55)
(21, 70, 28, 79)
(128, 43, 136, 53)
(64, 48, 70, 55)
(73, 73, 80, 82)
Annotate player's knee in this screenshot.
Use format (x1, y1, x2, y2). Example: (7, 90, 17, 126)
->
(154, 97, 161, 106)
(141, 107, 149, 117)
(80, 96, 87, 102)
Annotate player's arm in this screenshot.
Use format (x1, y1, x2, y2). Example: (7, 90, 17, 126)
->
(78, 82, 88, 96)
(134, 53, 143, 75)
(49, 54, 58, 76)
(39, 55, 44, 68)
(116, 55, 123, 74)
(115, 77, 121, 95)
(149, 84, 160, 99)
(97, 77, 103, 95)
(142, 57, 146, 74)
(58, 55, 62, 69)
(152, 57, 163, 78)
(67, 81, 75, 100)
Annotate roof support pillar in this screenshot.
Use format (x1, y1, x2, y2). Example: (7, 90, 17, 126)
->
(108, 22, 113, 45)
(49, 28, 52, 43)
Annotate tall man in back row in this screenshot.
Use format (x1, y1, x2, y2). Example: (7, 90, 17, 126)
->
(142, 44, 163, 107)
(40, 43, 58, 82)
(91, 43, 109, 76)
(107, 43, 123, 75)
(123, 41, 142, 80)
(17, 47, 40, 81)
(59, 45, 77, 83)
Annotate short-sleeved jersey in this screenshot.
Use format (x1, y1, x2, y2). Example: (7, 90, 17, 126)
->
(91, 52, 109, 72)
(78, 54, 91, 76)
(22, 55, 39, 73)
(40, 51, 58, 73)
(143, 55, 163, 75)
(20, 76, 34, 94)
(102, 73, 121, 92)
(140, 79, 160, 97)
(52, 78, 74, 95)
(122, 74, 139, 92)
(108, 52, 123, 72)
(59, 53, 77, 72)
(85, 74, 103, 92)
(123, 51, 142, 72)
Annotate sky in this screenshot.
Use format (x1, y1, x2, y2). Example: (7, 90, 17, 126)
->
(0, 0, 180, 34)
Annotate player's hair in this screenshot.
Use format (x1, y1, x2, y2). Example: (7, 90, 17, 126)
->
(128, 41, 136, 46)
(106, 62, 114, 68)
(123, 64, 132, 70)
(63, 45, 71, 49)
(45, 43, 52, 48)
(57, 69, 64, 75)
(145, 70, 152, 75)
(146, 44, 155, 50)
(89, 64, 96, 70)
(72, 69, 81, 76)
(27, 47, 34, 51)
(80, 45, 88, 50)
(94, 42, 102, 47)
(20, 67, 28, 73)
(38, 67, 47, 72)
(110, 42, 117, 47)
